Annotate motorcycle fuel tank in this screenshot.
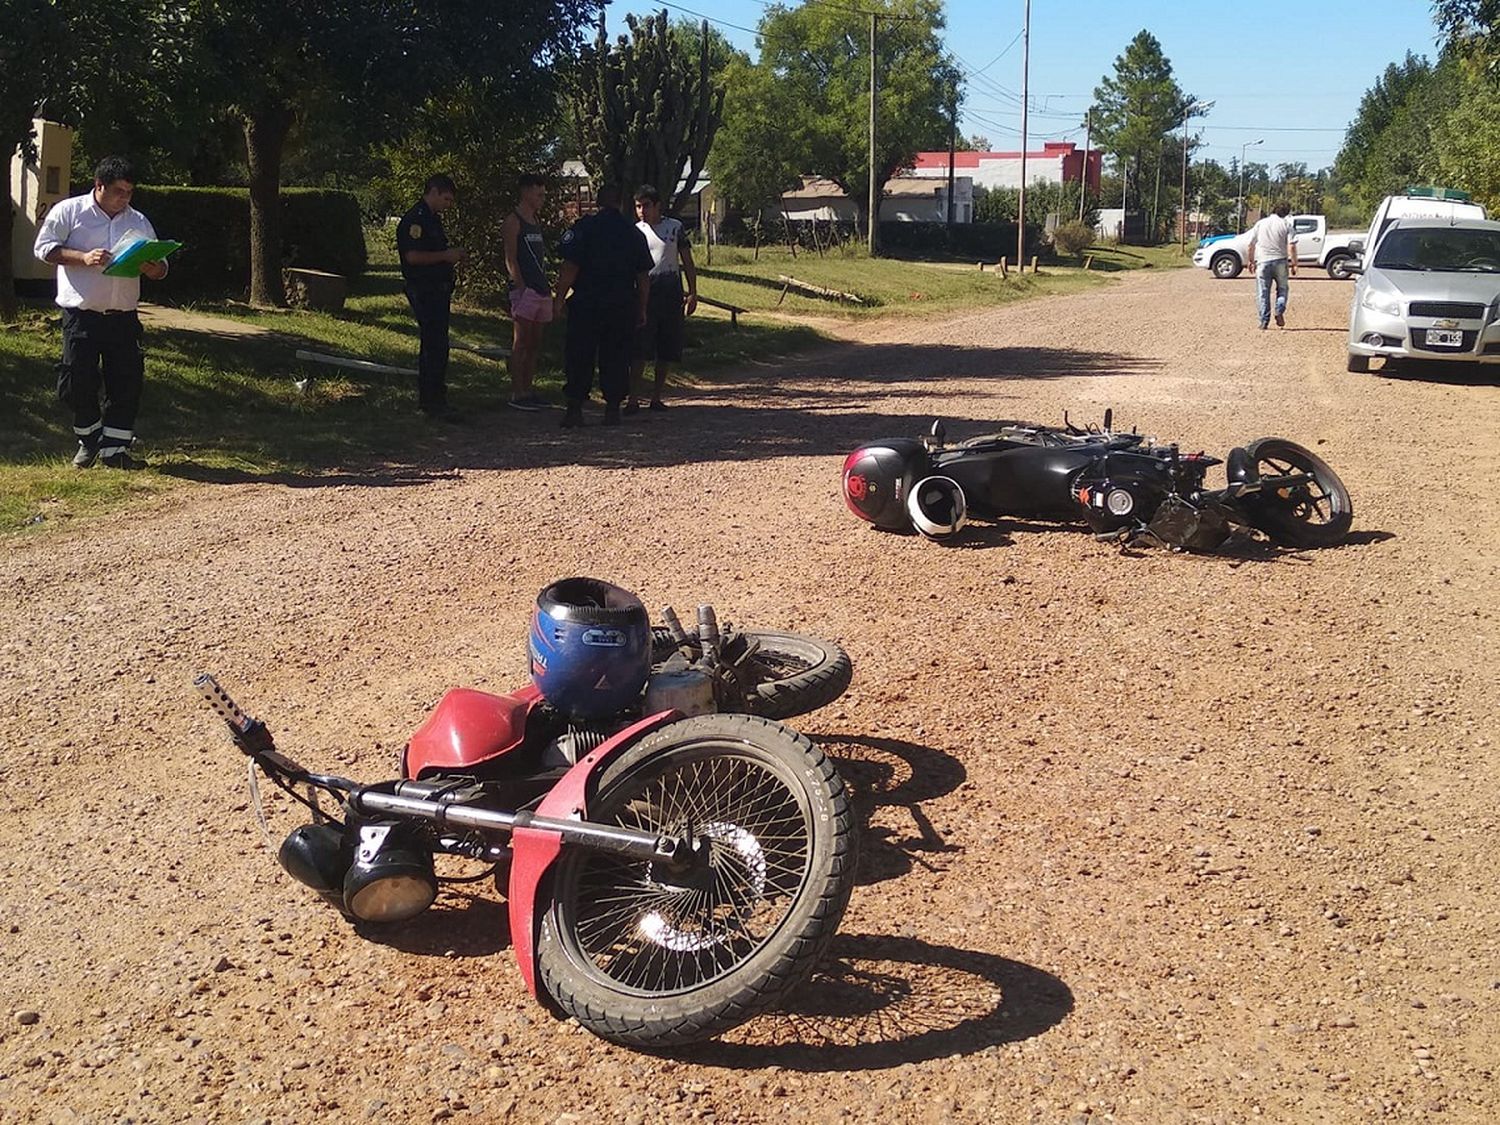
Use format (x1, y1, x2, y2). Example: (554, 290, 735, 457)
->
(842, 439, 928, 530)
(935, 443, 1099, 518)
(404, 685, 542, 779)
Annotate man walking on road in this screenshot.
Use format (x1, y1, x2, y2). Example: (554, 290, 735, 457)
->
(1246, 200, 1297, 330)
(34, 156, 169, 470)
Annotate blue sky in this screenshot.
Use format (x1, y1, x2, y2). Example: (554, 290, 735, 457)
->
(608, 0, 1447, 172)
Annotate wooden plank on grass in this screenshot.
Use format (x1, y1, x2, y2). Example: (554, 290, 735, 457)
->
(775, 275, 866, 304)
(294, 350, 417, 376)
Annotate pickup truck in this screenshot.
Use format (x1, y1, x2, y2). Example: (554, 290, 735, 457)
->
(1191, 215, 1364, 280)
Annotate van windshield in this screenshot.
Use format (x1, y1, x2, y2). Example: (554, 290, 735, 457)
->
(1373, 227, 1500, 272)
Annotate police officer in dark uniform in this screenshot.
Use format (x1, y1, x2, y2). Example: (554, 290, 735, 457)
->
(396, 174, 467, 417)
(553, 184, 653, 428)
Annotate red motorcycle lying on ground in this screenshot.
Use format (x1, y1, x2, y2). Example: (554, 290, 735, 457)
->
(198, 579, 857, 1049)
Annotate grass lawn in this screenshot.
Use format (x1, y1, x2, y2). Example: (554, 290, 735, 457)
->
(1, 232, 1178, 536)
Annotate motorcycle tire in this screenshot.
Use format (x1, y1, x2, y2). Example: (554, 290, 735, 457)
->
(1242, 437, 1354, 548)
(535, 712, 857, 1048)
(651, 628, 853, 720)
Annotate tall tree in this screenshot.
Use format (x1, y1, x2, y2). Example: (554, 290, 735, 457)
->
(1434, 0, 1500, 76)
(155, 0, 600, 306)
(570, 10, 725, 214)
(1089, 31, 1193, 223)
(751, 0, 959, 234)
(709, 58, 807, 223)
(1333, 53, 1434, 209)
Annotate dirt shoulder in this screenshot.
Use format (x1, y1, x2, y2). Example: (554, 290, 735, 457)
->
(1, 269, 1496, 1123)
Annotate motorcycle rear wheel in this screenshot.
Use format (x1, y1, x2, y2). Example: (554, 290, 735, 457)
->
(652, 629, 853, 720)
(535, 713, 856, 1048)
(1243, 437, 1353, 548)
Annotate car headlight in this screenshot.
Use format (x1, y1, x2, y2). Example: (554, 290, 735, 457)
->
(1359, 290, 1402, 317)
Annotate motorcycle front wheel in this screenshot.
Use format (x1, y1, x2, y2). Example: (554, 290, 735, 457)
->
(535, 713, 857, 1048)
(652, 628, 853, 720)
(1242, 437, 1354, 548)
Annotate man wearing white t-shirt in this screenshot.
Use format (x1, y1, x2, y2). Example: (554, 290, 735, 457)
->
(1245, 200, 1297, 330)
(626, 185, 698, 414)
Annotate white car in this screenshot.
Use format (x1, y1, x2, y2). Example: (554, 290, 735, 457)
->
(1192, 215, 1363, 280)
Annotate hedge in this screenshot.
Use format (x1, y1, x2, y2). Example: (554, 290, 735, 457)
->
(125, 186, 367, 298)
(876, 220, 1046, 262)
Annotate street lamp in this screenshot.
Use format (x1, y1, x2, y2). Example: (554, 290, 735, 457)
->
(1179, 99, 1214, 254)
(1238, 139, 1263, 231)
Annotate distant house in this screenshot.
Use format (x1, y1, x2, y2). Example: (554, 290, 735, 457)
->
(772, 175, 975, 223)
(907, 142, 1102, 194)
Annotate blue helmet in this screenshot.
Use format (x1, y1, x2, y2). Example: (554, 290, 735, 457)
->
(528, 578, 651, 721)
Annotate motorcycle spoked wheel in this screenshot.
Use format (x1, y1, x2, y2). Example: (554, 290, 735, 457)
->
(1241, 438, 1354, 548)
(651, 629, 853, 720)
(535, 713, 857, 1048)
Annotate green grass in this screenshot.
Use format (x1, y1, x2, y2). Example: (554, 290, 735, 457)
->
(1, 232, 1171, 535)
(695, 244, 1116, 318)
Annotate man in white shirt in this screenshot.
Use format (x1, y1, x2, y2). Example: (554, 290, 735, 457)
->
(34, 156, 168, 469)
(626, 184, 698, 414)
(1245, 200, 1297, 330)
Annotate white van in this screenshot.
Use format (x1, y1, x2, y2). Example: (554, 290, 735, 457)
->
(1360, 187, 1487, 259)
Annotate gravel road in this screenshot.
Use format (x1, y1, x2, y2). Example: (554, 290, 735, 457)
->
(2, 267, 1497, 1123)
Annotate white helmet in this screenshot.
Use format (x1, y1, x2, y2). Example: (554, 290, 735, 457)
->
(906, 475, 968, 538)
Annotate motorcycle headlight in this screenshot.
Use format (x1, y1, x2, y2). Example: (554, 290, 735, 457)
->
(1360, 289, 1402, 317)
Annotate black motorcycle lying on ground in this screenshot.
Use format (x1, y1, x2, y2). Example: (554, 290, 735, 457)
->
(841, 411, 1354, 551)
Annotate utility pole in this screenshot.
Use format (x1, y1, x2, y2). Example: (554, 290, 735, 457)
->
(868, 13, 878, 256)
(947, 90, 957, 227)
(1078, 107, 1091, 222)
(1178, 99, 1214, 254)
(1238, 138, 1263, 230)
(1016, 0, 1030, 269)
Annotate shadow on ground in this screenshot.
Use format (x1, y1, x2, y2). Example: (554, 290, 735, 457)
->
(825, 734, 966, 886)
(142, 340, 1161, 484)
(686, 932, 1073, 1070)
(1375, 357, 1500, 386)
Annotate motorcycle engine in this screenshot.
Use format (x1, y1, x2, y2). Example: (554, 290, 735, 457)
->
(1072, 475, 1162, 533)
(644, 656, 718, 718)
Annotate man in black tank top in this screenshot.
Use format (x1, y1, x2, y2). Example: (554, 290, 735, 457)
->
(502, 174, 553, 411)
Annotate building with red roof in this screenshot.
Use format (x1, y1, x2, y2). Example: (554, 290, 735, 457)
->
(907, 142, 1101, 194)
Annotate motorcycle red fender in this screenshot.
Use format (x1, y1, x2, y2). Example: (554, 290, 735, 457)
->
(505, 709, 681, 996)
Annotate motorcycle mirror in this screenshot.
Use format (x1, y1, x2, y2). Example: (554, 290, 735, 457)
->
(929, 419, 946, 444)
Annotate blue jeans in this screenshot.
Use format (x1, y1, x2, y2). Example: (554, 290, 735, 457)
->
(1256, 259, 1289, 325)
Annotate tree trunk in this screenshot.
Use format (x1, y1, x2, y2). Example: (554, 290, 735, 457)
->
(243, 105, 294, 307)
(0, 192, 17, 322)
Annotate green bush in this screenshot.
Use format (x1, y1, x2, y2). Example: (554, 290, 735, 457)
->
(1052, 220, 1097, 256)
(127, 186, 367, 298)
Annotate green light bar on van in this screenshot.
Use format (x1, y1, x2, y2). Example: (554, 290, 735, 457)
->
(1403, 186, 1472, 201)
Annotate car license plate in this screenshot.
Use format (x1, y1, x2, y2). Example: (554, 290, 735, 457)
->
(1427, 329, 1463, 347)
